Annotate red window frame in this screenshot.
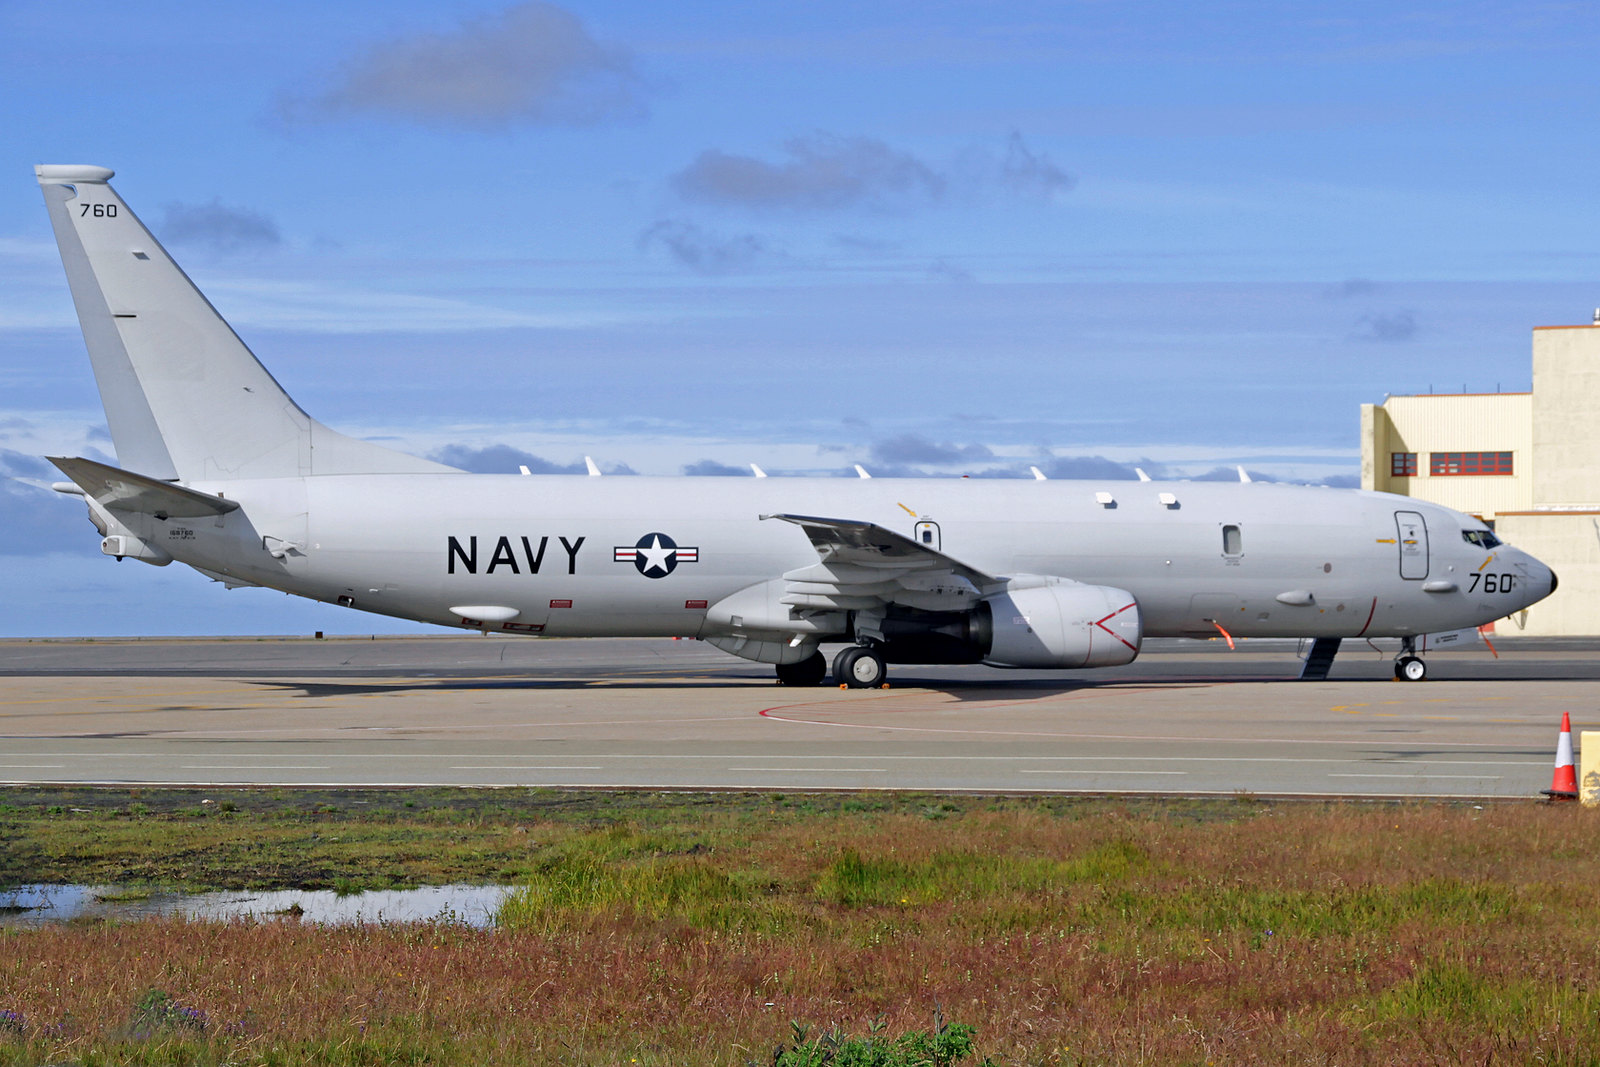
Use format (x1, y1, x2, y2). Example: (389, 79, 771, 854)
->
(1390, 452, 1417, 477)
(1429, 451, 1513, 476)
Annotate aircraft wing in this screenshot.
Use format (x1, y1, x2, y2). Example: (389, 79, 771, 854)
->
(49, 456, 240, 518)
(762, 512, 996, 614)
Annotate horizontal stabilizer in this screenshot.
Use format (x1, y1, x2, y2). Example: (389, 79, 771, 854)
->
(48, 456, 240, 518)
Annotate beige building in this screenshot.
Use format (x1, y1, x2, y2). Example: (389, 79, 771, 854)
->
(1361, 321, 1600, 635)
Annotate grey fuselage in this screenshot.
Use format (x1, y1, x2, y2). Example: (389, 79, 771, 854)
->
(142, 472, 1552, 642)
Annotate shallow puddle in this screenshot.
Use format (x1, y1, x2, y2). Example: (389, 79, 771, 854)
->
(0, 883, 513, 927)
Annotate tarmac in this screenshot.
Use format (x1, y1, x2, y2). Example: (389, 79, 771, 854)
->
(1, 634, 1594, 798)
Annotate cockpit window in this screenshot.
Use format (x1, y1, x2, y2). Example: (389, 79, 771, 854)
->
(1462, 529, 1501, 549)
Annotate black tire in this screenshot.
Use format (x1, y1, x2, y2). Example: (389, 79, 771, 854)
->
(775, 651, 826, 687)
(1397, 655, 1427, 682)
(837, 647, 887, 689)
(831, 646, 857, 683)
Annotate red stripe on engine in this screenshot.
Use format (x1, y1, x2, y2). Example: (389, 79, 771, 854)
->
(1094, 602, 1140, 652)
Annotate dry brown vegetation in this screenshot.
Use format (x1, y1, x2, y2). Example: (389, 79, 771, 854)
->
(2, 791, 1599, 1064)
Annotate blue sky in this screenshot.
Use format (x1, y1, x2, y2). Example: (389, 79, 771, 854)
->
(2, 0, 1597, 635)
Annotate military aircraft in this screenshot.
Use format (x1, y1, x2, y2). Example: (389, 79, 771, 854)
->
(34, 164, 1556, 686)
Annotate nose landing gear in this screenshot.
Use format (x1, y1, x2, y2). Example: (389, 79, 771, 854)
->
(1394, 636, 1427, 681)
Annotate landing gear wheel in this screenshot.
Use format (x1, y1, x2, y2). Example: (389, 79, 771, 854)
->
(831, 646, 857, 682)
(1395, 655, 1427, 682)
(775, 651, 826, 687)
(834, 646, 888, 688)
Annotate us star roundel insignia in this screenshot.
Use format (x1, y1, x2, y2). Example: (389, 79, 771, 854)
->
(613, 532, 699, 578)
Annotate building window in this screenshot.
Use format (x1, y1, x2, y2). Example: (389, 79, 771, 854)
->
(1429, 451, 1514, 476)
(1391, 452, 1418, 477)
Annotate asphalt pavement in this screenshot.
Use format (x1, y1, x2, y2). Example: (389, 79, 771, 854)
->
(0, 634, 1591, 798)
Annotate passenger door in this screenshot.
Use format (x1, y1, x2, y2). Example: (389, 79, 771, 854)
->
(1395, 511, 1429, 580)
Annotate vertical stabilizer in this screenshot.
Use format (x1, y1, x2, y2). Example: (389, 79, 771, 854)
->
(35, 165, 455, 480)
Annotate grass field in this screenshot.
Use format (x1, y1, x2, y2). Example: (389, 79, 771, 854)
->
(1, 788, 1598, 1065)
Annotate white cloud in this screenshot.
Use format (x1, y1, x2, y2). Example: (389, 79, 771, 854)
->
(0, 306, 74, 330)
(0, 236, 59, 264)
(0, 411, 114, 459)
(637, 220, 777, 275)
(1354, 309, 1420, 343)
(668, 131, 1072, 215)
(203, 279, 610, 334)
(366, 418, 1358, 482)
(290, 2, 645, 128)
(161, 200, 281, 255)
(0, 238, 76, 328)
(672, 134, 946, 212)
(997, 130, 1075, 200)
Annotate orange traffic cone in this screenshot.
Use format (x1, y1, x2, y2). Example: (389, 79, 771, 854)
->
(1542, 711, 1578, 801)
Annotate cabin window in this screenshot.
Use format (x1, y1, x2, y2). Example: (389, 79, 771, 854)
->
(1222, 524, 1242, 557)
(1390, 452, 1417, 477)
(1461, 529, 1502, 549)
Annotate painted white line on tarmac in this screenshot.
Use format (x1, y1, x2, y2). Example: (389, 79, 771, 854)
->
(755, 710, 1540, 748)
(448, 765, 603, 770)
(727, 767, 887, 773)
(177, 715, 755, 737)
(1020, 769, 1186, 775)
(180, 764, 330, 770)
(1327, 773, 1502, 780)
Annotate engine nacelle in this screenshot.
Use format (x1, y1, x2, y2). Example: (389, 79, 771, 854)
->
(978, 580, 1142, 668)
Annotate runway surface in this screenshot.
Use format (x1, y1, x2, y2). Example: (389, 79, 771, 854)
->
(1, 635, 1594, 798)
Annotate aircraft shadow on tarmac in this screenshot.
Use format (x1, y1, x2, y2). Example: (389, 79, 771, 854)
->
(241, 655, 1600, 704)
(248, 676, 1222, 702)
(247, 677, 754, 699)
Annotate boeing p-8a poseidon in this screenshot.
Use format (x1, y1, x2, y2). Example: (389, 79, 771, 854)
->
(34, 165, 1556, 686)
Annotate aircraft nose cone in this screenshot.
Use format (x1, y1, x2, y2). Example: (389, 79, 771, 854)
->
(1549, 569, 1559, 596)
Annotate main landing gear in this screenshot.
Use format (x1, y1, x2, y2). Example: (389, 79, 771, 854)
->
(774, 650, 827, 687)
(832, 645, 887, 688)
(1394, 636, 1427, 682)
(773, 646, 889, 688)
